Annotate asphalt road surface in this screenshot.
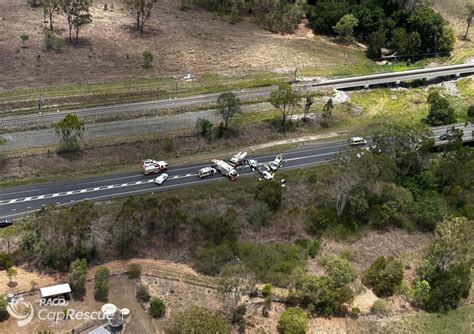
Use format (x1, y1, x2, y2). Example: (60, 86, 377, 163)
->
(0, 140, 348, 218)
(1, 124, 472, 219)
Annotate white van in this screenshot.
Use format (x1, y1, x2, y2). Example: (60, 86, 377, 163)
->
(349, 137, 367, 146)
(198, 167, 217, 178)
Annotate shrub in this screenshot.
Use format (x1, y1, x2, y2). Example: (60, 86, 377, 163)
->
(196, 118, 213, 138)
(262, 284, 272, 297)
(370, 300, 391, 317)
(44, 31, 64, 51)
(468, 105, 474, 118)
(127, 263, 142, 279)
(143, 50, 153, 67)
(69, 259, 87, 298)
(277, 307, 309, 334)
(161, 138, 175, 153)
(255, 181, 282, 212)
(364, 256, 403, 297)
(305, 207, 331, 237)
(321, 255, 356, 288)
(194, 243, 235, 276)
(247, 201, 272, 227)
(0, 296, 8, 321)
(296, 274, 354, 316)
(94, 267, 110, 302)
(308, 240, 320, 258)
(167, 306, 230, 334)
(350, 307, 360, 318)
(237, 243, 306, 287)
(136, 284, 151, 303)
(0, 252, 13, 270)
(149, 297, 166, 318)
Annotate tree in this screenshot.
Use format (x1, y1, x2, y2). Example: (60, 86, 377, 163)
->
(333, 14, 359, 41)
(55, 113, 84, 153)
(142, 50, 153, 67)
(123, 0, 155, 33)
(366, 29, 386, 59)
(371, 121, 433, 176)
(322, 255, 356, 288)
(72, 1, 92, 43)
(255, 180, 283, 212)
(302, 95, 314, 121)
(363, 256, 403, 297)
(112, 197, 142, 256)
(408, 7, 451, 54)
(69, 258, 87, 298)
(426, 91, 455, 126)
(277, 307, 309, 334)
(149, 297, 166, 318)
(94, 267, 110, 302)
(464, 1, 474, 40)
(43, 0, 61, 31)
(167, 306, 230, 334)
(61, 0, 92, 44)
(7, 267, 17, 286)
(0, 296, 9, 322)
(269, 83, 299, 127)
(322, 98, 333, 120)
(216, 92, 241, 131)
(219, 264, 255, 323)
(0, 252, 13, 270)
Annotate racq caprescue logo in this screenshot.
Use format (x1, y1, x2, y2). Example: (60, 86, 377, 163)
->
(7, 296, 34, 327)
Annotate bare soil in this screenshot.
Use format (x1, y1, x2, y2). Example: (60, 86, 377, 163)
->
(0, 0, 365, 90)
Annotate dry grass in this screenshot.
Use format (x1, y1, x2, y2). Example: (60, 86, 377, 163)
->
(0, 0, 366, 90)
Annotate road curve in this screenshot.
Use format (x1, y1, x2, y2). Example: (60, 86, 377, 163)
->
(2, 64, 473, 127)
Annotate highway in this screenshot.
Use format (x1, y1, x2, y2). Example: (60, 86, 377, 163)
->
(0, 141, 347, 218)
(1, 123, 472, 218)
(1, 63, 473, 128)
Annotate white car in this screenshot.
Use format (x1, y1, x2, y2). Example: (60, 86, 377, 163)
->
(155, 173, 169, 185)
(269, 154, 284, 171)
(349, 137, 367, 146)
(258, 166, 274, 180)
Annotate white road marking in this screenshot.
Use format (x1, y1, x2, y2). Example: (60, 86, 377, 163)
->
(8, 199, 17, 204)
(11, 209, 16, 211)
(108, 185, 114, 189)
(121, 183, 128, 187)
(66, 191, 74, 195)
(173, 176, 179, 179)
(80, 189, 87, 193)
(93, 187, 100, 191)
(38, 195, 45, 199)
(52, 193, 59, 197)
(25, 197, 32, 201)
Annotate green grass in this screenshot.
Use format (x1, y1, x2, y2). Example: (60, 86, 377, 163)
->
(0, 136, 6, 145)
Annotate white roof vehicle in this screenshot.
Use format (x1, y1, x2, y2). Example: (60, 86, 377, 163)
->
(155, 173, 169, 185)
(258, 165, 274, 180)
(269, 154, 284, 171)
(229, 152, 248, 166)
(142, 159, 168, 175)
(349, 137, 367, 146)
(198, 167, 217, 178)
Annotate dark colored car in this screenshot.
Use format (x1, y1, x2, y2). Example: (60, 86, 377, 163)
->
(439, 133, 453, 141)
(0, 218, 13, 228)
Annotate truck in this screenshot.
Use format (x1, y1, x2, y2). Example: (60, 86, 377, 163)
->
(141, 159, 168, 175)
(211, 159, 239, 181)
(229, 151, 248, 167)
